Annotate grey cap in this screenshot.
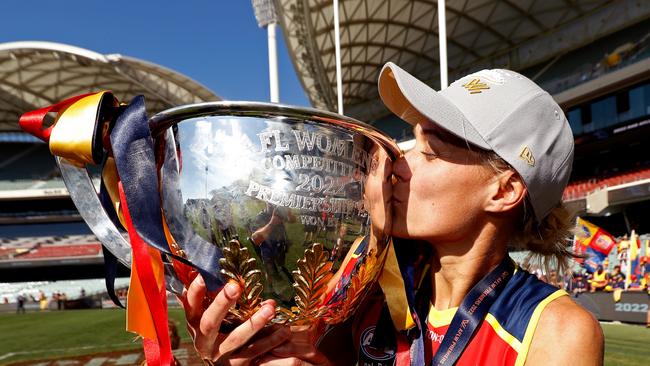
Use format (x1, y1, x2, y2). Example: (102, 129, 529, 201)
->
(378, 62, 574, 220)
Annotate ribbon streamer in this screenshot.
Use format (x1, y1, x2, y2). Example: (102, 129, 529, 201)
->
(19, 93, 95, 142)
(120, 183, 174, 366)
(109, 96, 224, 291)
(378, 240, 415, 331)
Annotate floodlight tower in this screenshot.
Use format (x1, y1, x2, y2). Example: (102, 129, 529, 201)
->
(438, 0, 448, 89)
(252, 0, 280, 103)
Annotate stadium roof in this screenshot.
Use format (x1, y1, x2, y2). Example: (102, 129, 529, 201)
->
(0, 41, 220, 132)
(276, 0, 650, 121)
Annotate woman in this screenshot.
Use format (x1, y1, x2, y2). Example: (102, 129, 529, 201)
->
(181, 63, 604, 365)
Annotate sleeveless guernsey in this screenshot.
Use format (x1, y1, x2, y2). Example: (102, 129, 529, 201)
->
(352, 267, 566, 366)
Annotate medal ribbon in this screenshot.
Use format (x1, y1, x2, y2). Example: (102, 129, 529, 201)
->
(429, 257, 515, 366)
(378, 239, 415, 331)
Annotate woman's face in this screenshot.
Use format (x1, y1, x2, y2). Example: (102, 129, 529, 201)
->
(391, 122, 496, 243)
(363, 145, 393, 241)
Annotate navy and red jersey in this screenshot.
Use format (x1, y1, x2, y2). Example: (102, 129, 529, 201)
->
(351, 265, 566, 366)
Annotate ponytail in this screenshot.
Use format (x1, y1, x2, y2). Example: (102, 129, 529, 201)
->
(512, 203, 577, 276)
(481, 150, 577, 275)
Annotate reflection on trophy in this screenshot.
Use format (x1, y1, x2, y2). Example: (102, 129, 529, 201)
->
(154, 102, 400, 326)
(20, 95, 401, 331)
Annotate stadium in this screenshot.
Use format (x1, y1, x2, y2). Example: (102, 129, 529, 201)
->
(1, 1, 650, 365)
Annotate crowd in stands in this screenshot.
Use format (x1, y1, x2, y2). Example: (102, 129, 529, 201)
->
(521, 256, 650, 295)
(573, 261, 648, 294)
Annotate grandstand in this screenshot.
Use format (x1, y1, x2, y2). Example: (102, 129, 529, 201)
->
(543, 20, 650, 236)
(0, 42, 221, 283)
(277, 0, 650, 237)
(0, 223, 125, 282)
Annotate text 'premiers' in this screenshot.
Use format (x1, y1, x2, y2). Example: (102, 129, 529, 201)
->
(245, 180, 366, 216)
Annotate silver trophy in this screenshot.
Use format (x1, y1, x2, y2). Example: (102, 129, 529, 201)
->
(53, 100, 400, 328)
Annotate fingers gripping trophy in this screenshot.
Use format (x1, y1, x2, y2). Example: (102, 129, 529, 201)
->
(20, 92, 400, 365)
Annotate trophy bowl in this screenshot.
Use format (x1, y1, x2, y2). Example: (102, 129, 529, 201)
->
(149, 102, 400, 327)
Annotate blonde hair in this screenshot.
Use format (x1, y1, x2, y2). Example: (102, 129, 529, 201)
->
(482, 151, 577, 276)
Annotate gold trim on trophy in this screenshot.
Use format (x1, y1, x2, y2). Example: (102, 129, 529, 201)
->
(287, 243, 333, 325)
(219, 240, 264, 322)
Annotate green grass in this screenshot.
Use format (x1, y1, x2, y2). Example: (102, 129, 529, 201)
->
(1, 311, 648, 365)
(0, 307, 190, 365)
(602, 323, 650, 366)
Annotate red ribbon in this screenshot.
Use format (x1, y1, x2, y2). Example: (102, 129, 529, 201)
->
(395, 332, 411, 366)
(119, 182, 174, 366)
(18, 93, 95, 142)
(143, 338, 162, 365)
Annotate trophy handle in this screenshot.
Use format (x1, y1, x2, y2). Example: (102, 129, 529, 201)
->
(56, 156, 132, 268)
(58, 156, 185, 295)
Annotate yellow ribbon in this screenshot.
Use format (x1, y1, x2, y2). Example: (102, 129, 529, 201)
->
(101, 157, 126, 228)
(49, 91, 116, 166)
(378, 239, 415, 331)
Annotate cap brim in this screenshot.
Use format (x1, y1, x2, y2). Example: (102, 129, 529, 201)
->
(378, 62, 490, 150)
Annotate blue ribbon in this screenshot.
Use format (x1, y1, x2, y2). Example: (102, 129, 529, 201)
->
(101, 245, 125, 308)
(109, 96, 224, 291)
(98, 181, 125, 308)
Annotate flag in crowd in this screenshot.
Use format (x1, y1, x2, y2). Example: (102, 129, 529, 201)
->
(623, 233, 643, 288)
(575, 217, 616, 273)
(629, 236, 641, 275)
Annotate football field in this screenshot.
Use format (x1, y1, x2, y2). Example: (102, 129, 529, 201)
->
(0, 308, 190, 365)
(0, 309, 648, 365)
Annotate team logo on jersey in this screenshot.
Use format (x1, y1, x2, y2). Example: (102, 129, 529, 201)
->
(360, 326, 395, 362)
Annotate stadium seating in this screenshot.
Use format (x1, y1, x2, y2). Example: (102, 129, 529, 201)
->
(0, 235, 102, 261)
(0, 142, 64, 193)
(16, 243, 102, 259)
(563, 166, 650, 200)
(0, 241, 37, 260)
(0, 143, 58, 179)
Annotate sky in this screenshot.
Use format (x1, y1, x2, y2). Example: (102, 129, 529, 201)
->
(0, 0, 310, 106)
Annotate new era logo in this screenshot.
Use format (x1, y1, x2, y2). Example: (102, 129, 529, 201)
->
(519, 146, 535, 166)
(461, 78, 490, 94)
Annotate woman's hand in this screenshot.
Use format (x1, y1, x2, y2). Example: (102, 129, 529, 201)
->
(256, 325, 332, 366)
(179, 275, 290, 365)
